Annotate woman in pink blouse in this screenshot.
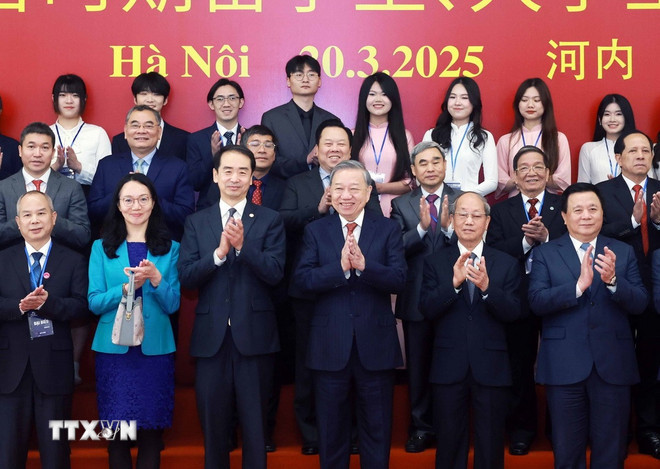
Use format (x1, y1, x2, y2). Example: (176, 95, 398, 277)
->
(496, 78, 571, 198)
(352, 72, 413, 217)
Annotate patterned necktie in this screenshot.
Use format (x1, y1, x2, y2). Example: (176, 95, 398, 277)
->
(632, 184, 648, 254)
(528, 198, 538, 219)
(33, 179, 43, 192)
(251, 179, 263, 205)
(467, 252, 477, 303)
(346, 222, 357, 237)
(30, 252, 43, 288)
(135, 159, 145, 174)
(224, 131, 234, 146)
(426, 194, 439, 234)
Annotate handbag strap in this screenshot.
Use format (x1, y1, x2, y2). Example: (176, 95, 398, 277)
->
(126, 271, 136, 310)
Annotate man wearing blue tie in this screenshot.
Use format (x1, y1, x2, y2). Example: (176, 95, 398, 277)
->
(529, 182, 648, 468)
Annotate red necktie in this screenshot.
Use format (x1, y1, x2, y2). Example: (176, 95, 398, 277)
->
(633, 185, 649, 254)
(528, 198, 538, 219)
(33, 179, 43, 192)
(251, 179, 263, 205)
(346, 222, 357, 237)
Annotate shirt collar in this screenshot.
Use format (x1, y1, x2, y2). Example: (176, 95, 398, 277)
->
(54, 117, 84, 132)
(215, 122, 239, 136)
(569, 235, 596, 253)
(421, 183, 444, 199)
(457, 240, 484, 259)
(219, 197, 247, 220)
(25, 239, 52, 258)
(521, 190, 545, 205)
(621, 173, 647, 193)
(339, 210, 365, 229)
(22, 168, 52, 186)
(131, 148, 157, 168)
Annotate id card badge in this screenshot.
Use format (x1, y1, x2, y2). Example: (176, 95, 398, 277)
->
(446, 181, 461, 191)
(369, 171, 386, 184)
(27, 311, 54, 339)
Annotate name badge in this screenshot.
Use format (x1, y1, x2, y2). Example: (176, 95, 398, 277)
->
(27, 311, 54, 339)
(369, 171, 386, 184)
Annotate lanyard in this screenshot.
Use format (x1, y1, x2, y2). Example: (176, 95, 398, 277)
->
(521, 128, 542, 148)
(369, 125, 389, 170)
(55, 122, 85, 152)
(604, 139, 619, 177)
(449, 122, 471, 181)
(25, 243, 52, 289)
(522, 195, 544, 223)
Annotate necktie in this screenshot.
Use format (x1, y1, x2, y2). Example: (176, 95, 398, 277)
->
(528, 197, 538, 219)
(251, 179, 263, 205)
(135, 159, 145, 174)
(467, 252, 477, 303)
(632, 184, 649, 254)
(33, 179, 43, 192)
(227, 207, 237, 223)
(30, 252, 43, 288)
(346, 222, 357, 237)
(580, 242, 594, 260)
(426, 194, 439, 234)
(224, 131, 234, 146)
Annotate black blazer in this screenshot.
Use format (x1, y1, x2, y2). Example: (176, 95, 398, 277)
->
(111, 120, 189, 161)
(0, 242, 88, 395)
(390, 185, 460, 321)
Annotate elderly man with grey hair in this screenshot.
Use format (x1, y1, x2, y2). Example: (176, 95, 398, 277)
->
(390, 140, 461, 453)
(295, 160, 406, 469)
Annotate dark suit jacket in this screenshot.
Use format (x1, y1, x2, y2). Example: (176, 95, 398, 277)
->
(111, 120, 189, 161)
(88, 150, 194, 241)
(279, 166, 382, 298)
(0, 170, 90, 250)
(0, 242, 88, 395)
(390, 185, 460, 322)
(419, 244, 522, 386)
(295, 210, 406, 372)
(598, 175, 660, 283)
(0, 134, 22, 180)
(528, 233, 647, 386)
(261, 100, 337, 179)
(178, 202, 286, 358)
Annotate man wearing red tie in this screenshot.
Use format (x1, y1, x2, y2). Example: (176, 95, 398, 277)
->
(597, 129, 660, 459)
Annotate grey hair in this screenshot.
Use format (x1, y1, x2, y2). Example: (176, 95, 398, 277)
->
(410, 141, 445, 165)
(330, 160, 373, 186)
(449, 191, 490, 216)
(16, 190, 55, 214)
(124, 104, 162, 125)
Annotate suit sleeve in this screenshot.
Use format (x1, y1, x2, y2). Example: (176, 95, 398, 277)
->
(88, 161, 114, 225)
(186, 131, 213, 192)
(156, 162, 195, 233)
(390, 198, 426, 256)
(295, 224, 349, 293)
(419, 255, 460, 320)
(177, 214, 220, 290)
(88, 240, 124, 318)
(235, 213, 286, 286)
(486, 207, 525, 260)
(357, 222, 406, 294)
(279, 177, 322, 232)
(609, 244, 647, 315)
(262, 111, 310, 179)
(482, 256, 523, 322)
(51, 182, 91, 249)
(528, 246, 580, 316)
(39, 251, 88, 322)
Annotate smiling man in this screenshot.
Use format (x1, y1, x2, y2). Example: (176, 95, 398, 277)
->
(88, 105, 193, 241)
(295, 160, 405, 469)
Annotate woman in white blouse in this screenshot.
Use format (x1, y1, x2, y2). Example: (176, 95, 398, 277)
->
(422, 77, 497, 196)
(496, 78, 571, 198)
(50, 74, 111, 195)
(577, 94, 636, 183)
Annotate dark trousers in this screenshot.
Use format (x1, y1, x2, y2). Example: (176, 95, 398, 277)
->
(195, 327, 273, 469)
(108, 429, 164, 469)
(546, 367, 630, 469)
(631, 308, 660, 436)
(402, 319, 434, 437)
(432, 373, 509, 469)
(0, 364, 72, 469)
(293, 298, 318, 445)
(314, 343, 395, 469)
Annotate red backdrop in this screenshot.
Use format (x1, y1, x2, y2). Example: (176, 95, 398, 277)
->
(1, 0, 659, 179)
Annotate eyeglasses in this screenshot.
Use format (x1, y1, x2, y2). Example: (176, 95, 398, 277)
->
(290, 71, 320, 81)
(212, 95, 240, 104)
(120, 196, 152, 207)
(247, 140, 276, 150)
(454, 212, 487, 221)
(128, 122, 158, 131)
(516, 164, 547, 175)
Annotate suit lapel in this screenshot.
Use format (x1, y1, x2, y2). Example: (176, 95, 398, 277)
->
(285, 100, 308, 148)
(509, 193, 529, 227)
(11, 246, 32, 295)
(556, 234, 581, 281)
(206, 204, 223, 247)
(146, 150, 164, 181)
(539, 190, 561, 225)
(45, 171, 62, 200)
(612, 175, 634, 213)
(241, 201, 257, 239)
(357, 211, 377, 258)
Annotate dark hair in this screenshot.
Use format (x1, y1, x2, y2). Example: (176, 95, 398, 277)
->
(101, 173, 172, 258)
(240, 124, 278, 147)
(592, 94, 635, 141)
(124, 104, 162, 126)
(512, 145, 549, 170)
(561, 183, 604, 213)
(52, 74, 87, 115)
(511, 78, 560, 174)
(430, 77, 487, 151)
(20, 122, 55, 146)
(213, 144, 256, 172)
(206, 78, 244, 102)
(285, 55, 321, 76)
(614, 129, 653, 155)
(131, 72, 171, 99)
(315, 118, 353, 147)
(351, 72, 411, 184)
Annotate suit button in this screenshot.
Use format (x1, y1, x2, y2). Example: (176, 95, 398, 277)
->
(225, 298, 230, 303)
(467, 315, 473, 321)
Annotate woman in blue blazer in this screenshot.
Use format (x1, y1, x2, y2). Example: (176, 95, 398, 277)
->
(88, 173, 180, 469)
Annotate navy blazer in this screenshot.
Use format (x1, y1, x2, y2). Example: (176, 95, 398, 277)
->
(295, 210, 406, 372)
(178, 202, 286, 358)
(0, 242, 88, 395)
(529, 233, 647, 386)
(419, 244, 522, 386)
(88, 150, 194, 241)
(261, 100, 338, 179)
(390, 185, 460, 322)
(0, 170, 91, 250)
(111, 120, 189, 161)
(0, 134, 22, 180)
